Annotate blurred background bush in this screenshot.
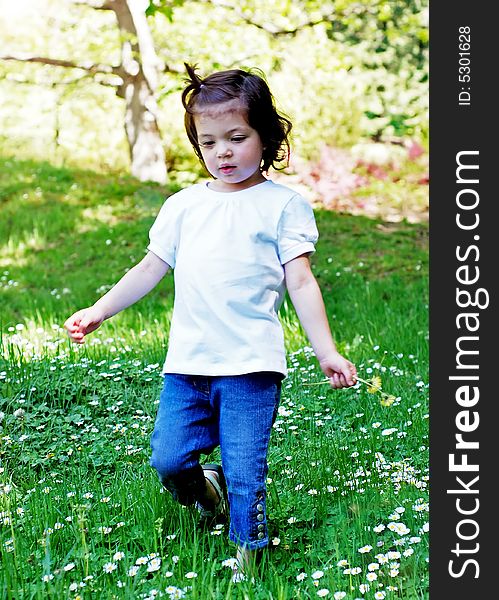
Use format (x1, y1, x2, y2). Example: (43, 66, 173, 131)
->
(0, 0, 428, 221)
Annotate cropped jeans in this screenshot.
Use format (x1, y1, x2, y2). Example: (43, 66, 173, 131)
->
(150, 372, 282, 550)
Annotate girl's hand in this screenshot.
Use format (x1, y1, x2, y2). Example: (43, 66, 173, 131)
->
(319, 352, 357, 389)
(64, 306, 106, 344)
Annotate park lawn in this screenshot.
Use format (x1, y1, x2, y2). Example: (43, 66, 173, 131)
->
(0, 157, 428, 599)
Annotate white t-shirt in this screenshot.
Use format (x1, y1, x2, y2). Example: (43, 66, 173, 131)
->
(147, 179, 319, 377)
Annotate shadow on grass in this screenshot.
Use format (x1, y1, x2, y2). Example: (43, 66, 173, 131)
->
(0, 156, 179, 324)
(1, 155, 428, 359)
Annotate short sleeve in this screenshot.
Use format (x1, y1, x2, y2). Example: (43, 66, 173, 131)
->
(147, 197, 180, 268)
(277, 194, 319, 265)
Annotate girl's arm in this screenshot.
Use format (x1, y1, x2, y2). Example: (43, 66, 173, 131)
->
(284, 255, 356, 389)
(64, 251, 170, 344)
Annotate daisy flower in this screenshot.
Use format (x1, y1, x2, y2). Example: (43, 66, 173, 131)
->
(147, 558, 161, 572)
(185, 572, 197, 579)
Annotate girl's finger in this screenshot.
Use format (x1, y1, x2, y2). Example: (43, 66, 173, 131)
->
(347, 364, 357, 385)
(79, 317, 94, 333)
(329, 373, 341, 389)
(64, 315, 82, 332)
(343, 368, 355, 386)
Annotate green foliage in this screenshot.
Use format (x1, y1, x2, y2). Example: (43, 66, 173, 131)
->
(0, 0, 428, 175)
(326, 0, 428, 69)
(319, 0, 429, 140)
(147, 0, 187, 21)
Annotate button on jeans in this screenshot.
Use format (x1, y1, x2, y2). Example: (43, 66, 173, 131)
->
(150, 372, 282, 550)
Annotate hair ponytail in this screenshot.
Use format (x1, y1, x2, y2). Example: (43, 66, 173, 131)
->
(182, 63, 205, 110)
(184, 63, 203, 87)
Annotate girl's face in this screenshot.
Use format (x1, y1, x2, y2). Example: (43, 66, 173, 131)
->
(194, 101, 266, 192)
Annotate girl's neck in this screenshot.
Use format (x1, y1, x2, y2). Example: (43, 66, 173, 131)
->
(207, 173, 267, 193)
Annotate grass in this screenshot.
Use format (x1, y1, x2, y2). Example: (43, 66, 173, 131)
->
(0, 156, 428, 599)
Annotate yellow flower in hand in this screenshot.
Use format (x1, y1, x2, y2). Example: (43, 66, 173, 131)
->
(380, 395, 396, 407)
(305, 373, 397, 409)
(366, 376, 382, 394)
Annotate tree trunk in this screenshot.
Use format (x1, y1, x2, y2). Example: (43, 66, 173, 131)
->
(119, 72, 167, 184)
(111, 0, 167, 184)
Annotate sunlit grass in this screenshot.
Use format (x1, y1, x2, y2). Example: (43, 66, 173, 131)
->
(0, 344, 429, 599)
(1, 157, 428, 599)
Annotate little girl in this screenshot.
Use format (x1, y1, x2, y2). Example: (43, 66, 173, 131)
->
(64, 63, 357, 580)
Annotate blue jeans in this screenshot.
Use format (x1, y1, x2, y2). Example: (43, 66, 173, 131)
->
(150, 372, 282, 550)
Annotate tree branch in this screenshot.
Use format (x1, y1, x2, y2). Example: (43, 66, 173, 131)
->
(195, 0, 333, 36)
(1, 73, 118, 88)
(0, 54, 125, 89)
(0, 53, 122, 76)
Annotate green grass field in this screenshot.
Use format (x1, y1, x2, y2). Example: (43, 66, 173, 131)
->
(0, 157, 428, 599)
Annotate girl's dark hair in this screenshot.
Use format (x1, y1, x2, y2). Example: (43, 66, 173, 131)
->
(181, 63, 292, 173)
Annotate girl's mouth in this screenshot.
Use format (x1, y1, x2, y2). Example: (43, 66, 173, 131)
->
(219, 165, 236, 175)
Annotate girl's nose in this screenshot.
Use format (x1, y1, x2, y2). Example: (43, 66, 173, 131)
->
(216, 143, 232, 158)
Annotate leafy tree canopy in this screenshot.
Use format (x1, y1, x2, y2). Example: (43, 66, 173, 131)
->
(0, 0, 428, 175)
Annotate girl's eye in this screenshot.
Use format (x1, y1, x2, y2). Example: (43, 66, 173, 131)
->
(232, 136, 246, 142)
(200, 141, 214, 147)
